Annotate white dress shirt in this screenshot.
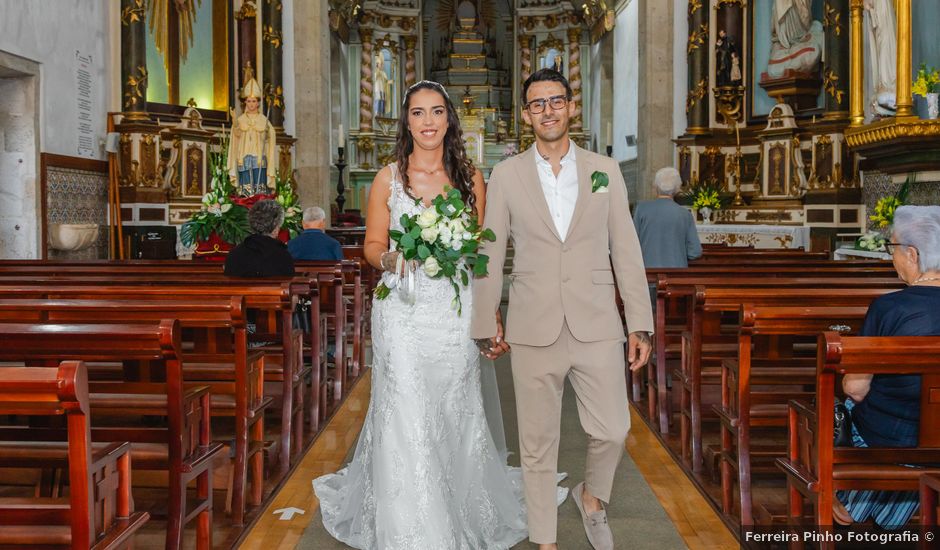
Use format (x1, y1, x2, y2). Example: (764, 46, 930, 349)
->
(534, 140, 579, 241)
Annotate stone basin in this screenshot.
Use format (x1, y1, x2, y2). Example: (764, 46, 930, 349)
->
(48, 223, 99, 252)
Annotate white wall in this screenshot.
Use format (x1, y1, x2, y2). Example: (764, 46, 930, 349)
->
(612, 0, 638, 161)
(281, 0, 296, 136)
(0, 1, 111, 160)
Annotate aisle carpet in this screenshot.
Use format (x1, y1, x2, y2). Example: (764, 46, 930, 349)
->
(298, 355, 687, 549)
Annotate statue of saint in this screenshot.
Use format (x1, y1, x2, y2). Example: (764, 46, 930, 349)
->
(228, 73, 277, 194)
(373, 53, 391, 118)
(765, 0, 823, 79)
(864, 0, 897, 116)
(715, 30, 740, 86)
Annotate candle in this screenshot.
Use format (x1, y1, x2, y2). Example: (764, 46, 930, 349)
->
(606, 122, 612, 147)
(338, 124, 345, 148)
(735, 120, 740, 148)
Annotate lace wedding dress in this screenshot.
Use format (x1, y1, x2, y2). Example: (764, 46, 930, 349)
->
(314, 166, 564, 549)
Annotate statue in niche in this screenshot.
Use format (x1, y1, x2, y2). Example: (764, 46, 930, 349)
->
(373, 50, 394, 118)
(541, 48, 564, 75)
(765, 0, 823, 79)
(716, 30, 741, 86)
(228, 72, 277, 194)
(864, 0, 897, 116)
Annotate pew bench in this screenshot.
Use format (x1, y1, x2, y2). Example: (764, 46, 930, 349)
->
(777, 333, 940, 537)
(0, 362, 149, 549)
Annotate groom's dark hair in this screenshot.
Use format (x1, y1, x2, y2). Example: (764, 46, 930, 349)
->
(522, 69, 573, 104)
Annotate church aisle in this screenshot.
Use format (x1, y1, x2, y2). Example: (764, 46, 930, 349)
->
(256, 355, 734, 550)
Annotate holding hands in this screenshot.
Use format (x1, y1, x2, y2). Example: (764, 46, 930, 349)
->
(476, 309, 511, 360)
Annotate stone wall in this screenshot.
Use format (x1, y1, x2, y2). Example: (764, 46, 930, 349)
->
(0, 69, 38, 258)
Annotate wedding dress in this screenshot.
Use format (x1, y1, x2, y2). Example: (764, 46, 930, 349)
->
(313, 165, 565, 549)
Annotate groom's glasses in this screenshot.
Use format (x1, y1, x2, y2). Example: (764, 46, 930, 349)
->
(525, 95, 569, 114)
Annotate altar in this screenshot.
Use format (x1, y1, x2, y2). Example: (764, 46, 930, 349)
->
(696, 224, 810, 250)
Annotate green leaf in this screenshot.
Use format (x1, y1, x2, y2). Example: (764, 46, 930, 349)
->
(389, 229, 404, 240)
(374, 283, 391, 300)
(481, 228, 497, 241)
(400, 234, 416, 249)
(400, 214, 411, 228)
(473, 257, 489, 276)
(460, 269, 469, 287)
(403, 247, 418, 260)
(408, 226, 421, 239)
(417, 244, 431, 259)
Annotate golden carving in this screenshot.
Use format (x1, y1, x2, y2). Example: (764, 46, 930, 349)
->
(823, 67, 844, 104)
(768, 143, 786, 195)
(264, 83, 284, 109)
(849, 0, 864, 126)
(169, 137, 182, 196)
(279, 145, 292, 182)
(236, 0, 257, 19)
(121, 0, 145, 25)
(263, 25, 282, 49)
(123, 66, 148, 111)
(185, 145, 203, 195)
(688, 0, 702, 15)
(823, 3, 842, 36)
(139, 133, 158, 187)
(686, 78, 707, 113)
(845, 118, 940, 149)
(537, 34, 565, 58)
(774, 235, 794, 248)
(687, 23, 707, 55)
(813, 135, 833, 189)
(119, 134, 134, 186)
(357, 135, 374, 153)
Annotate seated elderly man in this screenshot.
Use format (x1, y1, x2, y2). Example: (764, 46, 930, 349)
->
(287, 206, 343, 261)
(633, 167, 702, 269)
(833, 205, 940, 529)
(224, 199, 295, 277)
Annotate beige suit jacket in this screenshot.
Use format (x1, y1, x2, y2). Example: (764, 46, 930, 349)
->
(470, 144, 654, 346)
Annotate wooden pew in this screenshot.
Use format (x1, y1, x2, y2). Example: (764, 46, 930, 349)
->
(676, 286, 899, 477)
(0, 281, 304, 475)
(0, 321, 223, 550)
(922, 474, 940, 550)
(0, 297, 269, 527)
(777, 333, 940, 534)
(715, 305, 868, 525)
(0, 362, 149, 549)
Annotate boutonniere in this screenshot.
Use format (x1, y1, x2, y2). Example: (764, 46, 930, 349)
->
(591, 171, 610, 193)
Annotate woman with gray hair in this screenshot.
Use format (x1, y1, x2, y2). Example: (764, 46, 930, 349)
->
(632, 167, 702, 270)
(224, 199, 295, 277)
(833, 205, 940, 529)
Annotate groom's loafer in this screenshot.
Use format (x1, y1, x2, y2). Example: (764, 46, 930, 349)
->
(572, 482, 614, 550)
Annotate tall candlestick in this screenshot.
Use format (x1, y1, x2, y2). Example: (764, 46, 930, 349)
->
(338, 124, 345, 148)
(735, 120, 740, 148)
(606, 122, 612, 148)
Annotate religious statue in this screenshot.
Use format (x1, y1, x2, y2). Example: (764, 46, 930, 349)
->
(716, 30, 741, 86)
(228, 73, 277, 194)
(765, 0, 823, 79)
(373, 53, 392, 118)
(864, 0, 897, 116)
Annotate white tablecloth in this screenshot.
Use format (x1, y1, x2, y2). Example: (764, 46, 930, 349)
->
(833, 246, 891, 261)
(696, 224, 810, 250)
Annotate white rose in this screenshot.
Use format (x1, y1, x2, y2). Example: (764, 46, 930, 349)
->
(420, 226, 439, 243)
(423, 256, 442, 277)
(450, 219, 466, 234)
(451, 239, 463, 251)
(462, 231, 472, 241)
(221, 203, 232, 213)
(416, 208, 440, 229)
(438, 225, 453, 242)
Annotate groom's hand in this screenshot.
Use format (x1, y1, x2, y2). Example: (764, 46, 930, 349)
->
(475, 311, 511, 359)
(627, 331, 652, 371)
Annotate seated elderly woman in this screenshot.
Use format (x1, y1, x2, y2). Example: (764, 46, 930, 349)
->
(833, 205, 940, 529)
(224, 199, 295, 277)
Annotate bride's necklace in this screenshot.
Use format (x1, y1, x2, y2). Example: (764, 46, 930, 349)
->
(411, 164, 444, 175)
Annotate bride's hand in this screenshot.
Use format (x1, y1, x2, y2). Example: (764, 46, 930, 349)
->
(381, 251, 418, 278)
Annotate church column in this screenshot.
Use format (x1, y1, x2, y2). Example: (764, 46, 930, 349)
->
(686, 0, 709, 134)
(262, 0, 285, 129)
(236, 1, 258, 89)
(823, 0, 850, 119)
(120, 0, 149, 121)
(848, 0, 864, 126)
(359, 28, 374, 132)
(568, 27, 583, 132)
(519, 33, 533, 90)
(404, 35, 418, 89)
(894, 0, 913, 118)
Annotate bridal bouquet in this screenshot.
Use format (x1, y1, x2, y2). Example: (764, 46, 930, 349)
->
(374, 187, 496, 314)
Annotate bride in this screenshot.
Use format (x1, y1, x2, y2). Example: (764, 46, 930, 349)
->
(313, 80, 562, 549)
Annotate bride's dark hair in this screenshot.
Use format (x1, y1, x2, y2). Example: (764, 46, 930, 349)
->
(395, 80, 477, 213)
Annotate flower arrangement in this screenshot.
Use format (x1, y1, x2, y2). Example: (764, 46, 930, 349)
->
(912, 63, 940, 98)
(374, 187, 496, 314)
(180, 133, 250, 247)
(274, 171, 302, 238)
(869, 176, 912, 230)
(501, 142, 519, 160)
(689, 182, 723, 211)
(855, 231, 886, 252)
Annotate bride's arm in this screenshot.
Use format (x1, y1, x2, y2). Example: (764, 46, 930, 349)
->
(472, 168, 486, 224)
(364, 166, 393, 272)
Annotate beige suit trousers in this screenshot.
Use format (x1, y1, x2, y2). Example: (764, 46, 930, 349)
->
(510, 321, 629, 544)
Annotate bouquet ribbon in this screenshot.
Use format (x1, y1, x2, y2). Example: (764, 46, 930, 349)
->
(384, 254, 417, 305)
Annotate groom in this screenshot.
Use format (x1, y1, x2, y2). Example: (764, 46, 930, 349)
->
(471, 69, 654, 550)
